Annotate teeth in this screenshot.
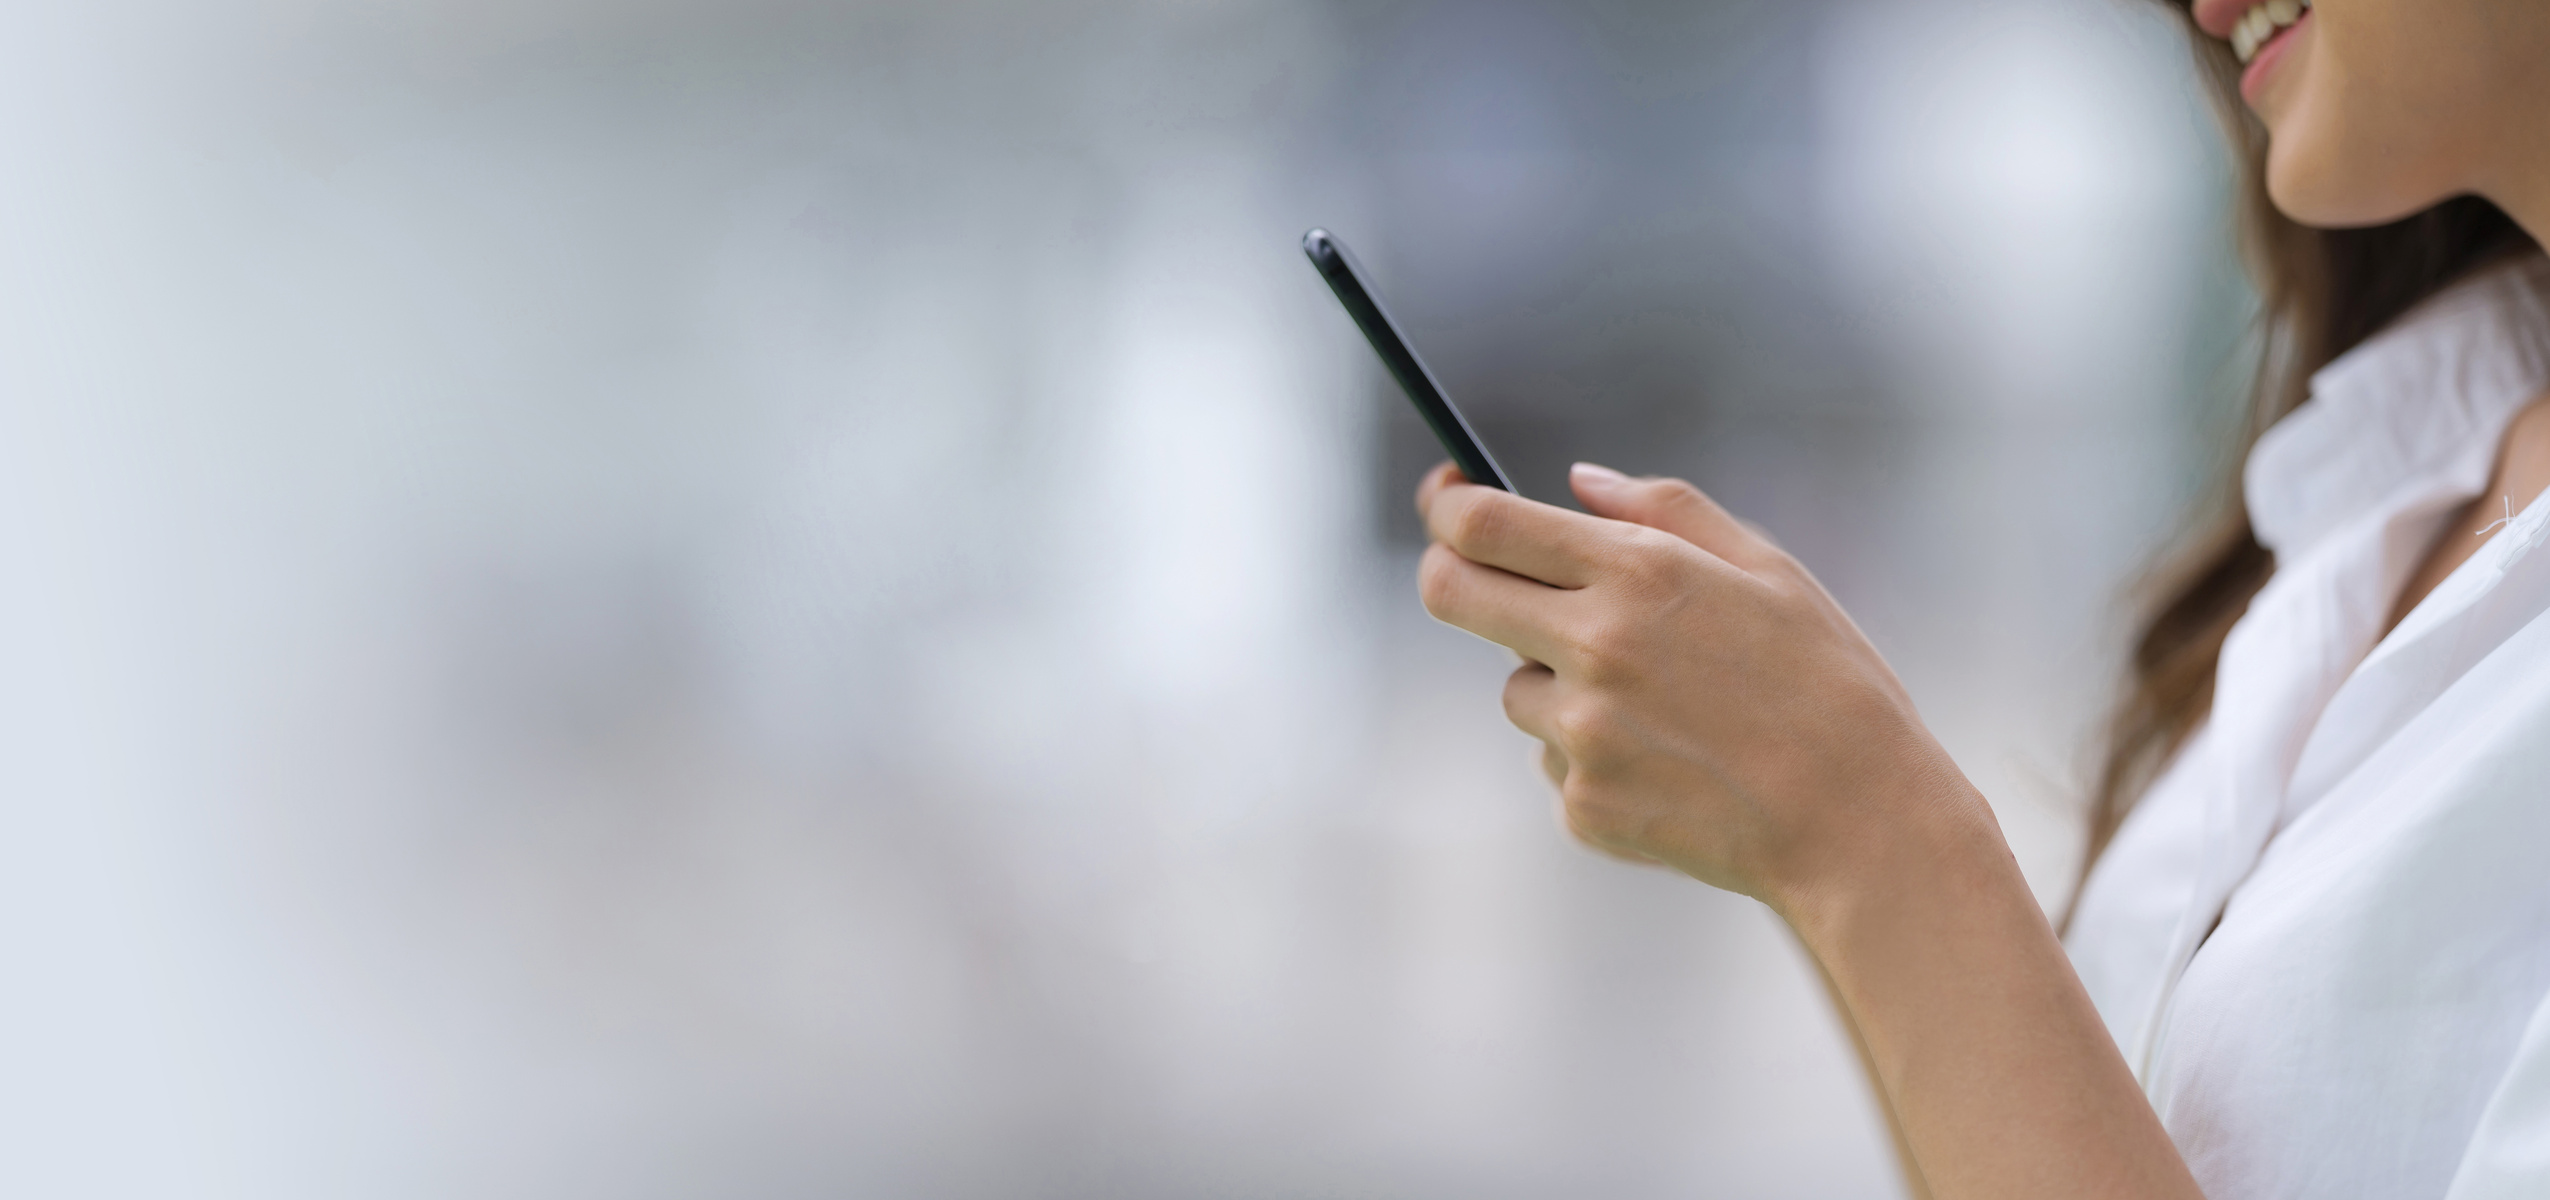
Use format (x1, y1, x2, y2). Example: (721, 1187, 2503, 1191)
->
(2230, 0, 2310, 65)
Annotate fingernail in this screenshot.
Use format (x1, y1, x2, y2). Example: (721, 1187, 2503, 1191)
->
(1571, 462, 1627, 486)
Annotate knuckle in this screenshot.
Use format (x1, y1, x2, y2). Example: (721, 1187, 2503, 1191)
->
(1558, 772, 1596, 818)
(1640, 478, 1707, 522)
(1551, 698, 1618, 760)
(1610, 528, 1681, 587)
(1623, 523, 1707, 582)
(1559, 774, 1624, 843)
(1653, 476, 1703, 504)
(1447, 495, 1504, 549)
(1565, 613, 1638, 683)
(1499, 665, 1538, 712)
(1605, 525, 1661, 562)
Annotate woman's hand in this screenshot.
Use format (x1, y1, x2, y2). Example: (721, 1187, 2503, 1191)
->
(1416, 460, 2205, 1200)
(1414, 460, 1986, 915)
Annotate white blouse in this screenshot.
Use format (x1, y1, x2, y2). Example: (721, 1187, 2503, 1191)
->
(2066, 252, 2550, 1200)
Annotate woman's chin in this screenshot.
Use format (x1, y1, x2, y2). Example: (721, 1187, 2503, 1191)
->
(2264, 145, 2443, 231)
(2259, 89, 2474, 230)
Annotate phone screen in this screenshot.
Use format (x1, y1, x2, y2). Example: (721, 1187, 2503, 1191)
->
(1302, 229, 1517, 494)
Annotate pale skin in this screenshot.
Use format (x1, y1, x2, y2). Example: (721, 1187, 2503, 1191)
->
(1411, 0, 2550, 1194)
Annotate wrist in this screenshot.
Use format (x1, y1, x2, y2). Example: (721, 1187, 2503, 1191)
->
(1766, 759, 2199, 1200)
(1765, 757, 2022, 966)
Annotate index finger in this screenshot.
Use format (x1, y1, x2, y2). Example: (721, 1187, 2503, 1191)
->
(1416, 466, 1610, 589)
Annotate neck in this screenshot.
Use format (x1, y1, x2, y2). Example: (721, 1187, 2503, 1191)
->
(2475, 71, 2550, 249)
(2484, 173, 2550, 256)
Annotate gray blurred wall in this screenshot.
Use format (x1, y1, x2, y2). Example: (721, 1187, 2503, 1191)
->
(0, 1, 2238, 1196)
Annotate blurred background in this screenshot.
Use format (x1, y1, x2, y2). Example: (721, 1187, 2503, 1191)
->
(0, 0, 2249, 1196)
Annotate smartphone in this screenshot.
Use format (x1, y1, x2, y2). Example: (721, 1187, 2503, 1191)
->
(1301, 229, 1518, 494)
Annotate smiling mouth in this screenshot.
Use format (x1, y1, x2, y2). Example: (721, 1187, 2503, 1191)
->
(2229, 0, 2310, 64)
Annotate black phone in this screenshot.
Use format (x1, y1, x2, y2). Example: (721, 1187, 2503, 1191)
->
(1301, 229, 1517, 494)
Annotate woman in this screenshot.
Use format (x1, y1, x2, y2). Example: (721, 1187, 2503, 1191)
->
(1411, 0, 2550, 1195)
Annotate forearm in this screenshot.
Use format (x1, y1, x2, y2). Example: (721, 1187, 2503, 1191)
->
(1775, 771, 2201, 1200)
(1813, 950, 1935, 1200)
(1405, 466, 2200, 1195)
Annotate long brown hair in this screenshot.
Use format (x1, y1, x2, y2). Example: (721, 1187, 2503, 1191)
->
(2079, 7, 2536, 894)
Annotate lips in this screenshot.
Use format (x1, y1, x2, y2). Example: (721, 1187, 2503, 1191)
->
(2224, 0, 2310, 64)
(2239, 8, 2312, 101)
(2189, 0, 2312, 103)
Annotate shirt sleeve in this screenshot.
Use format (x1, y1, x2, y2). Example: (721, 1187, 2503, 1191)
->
(2445, 987, 2550, 1199)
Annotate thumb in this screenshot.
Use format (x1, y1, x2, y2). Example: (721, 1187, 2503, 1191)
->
(1569, 462, 1773, 569)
